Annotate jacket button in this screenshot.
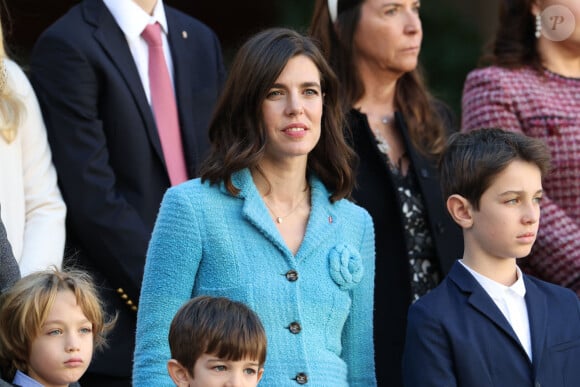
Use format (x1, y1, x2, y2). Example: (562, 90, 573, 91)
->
(288, 322, 301, 334)
(117, 288, 124, 294)
(420, 168, 429, 178)
(436, 222, 445, 234)
(285, 270, 298, 282)
(295, 373, 308, 384)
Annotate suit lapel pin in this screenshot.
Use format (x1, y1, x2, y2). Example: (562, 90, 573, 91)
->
(182, 31, 188, 39)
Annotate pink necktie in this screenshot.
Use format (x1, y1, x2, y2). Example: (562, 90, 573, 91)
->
(142, 23, 188, 186)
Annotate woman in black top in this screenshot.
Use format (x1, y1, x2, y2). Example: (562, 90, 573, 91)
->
(310, 1, 463, 385)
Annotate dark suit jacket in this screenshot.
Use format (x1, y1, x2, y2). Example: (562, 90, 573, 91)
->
(29, 0, 225, 378)
(403, 261, 580, 387)
(0, 207, 19, 294)
(346, 109, 463, 386)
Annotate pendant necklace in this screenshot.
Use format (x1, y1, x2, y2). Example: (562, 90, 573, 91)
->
(373, 115, 393, 155)
(263, 188, 309, 224)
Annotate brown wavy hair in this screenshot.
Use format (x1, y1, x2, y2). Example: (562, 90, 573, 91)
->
(200, 27, 355, 202)
(309, 0, 447, 156)
(480, 0, 542, 71)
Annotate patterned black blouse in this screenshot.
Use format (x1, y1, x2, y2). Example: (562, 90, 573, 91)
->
(379, 146, 441, 302)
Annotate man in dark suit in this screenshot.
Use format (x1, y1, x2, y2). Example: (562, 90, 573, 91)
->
(29, 1, 225, 385)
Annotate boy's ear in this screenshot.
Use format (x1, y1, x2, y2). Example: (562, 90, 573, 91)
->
(167, 359, 191, 387)
(257, 367, 265, 383)
(447, 194, 474, 229)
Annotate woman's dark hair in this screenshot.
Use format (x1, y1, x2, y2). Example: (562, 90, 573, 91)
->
(480, 0, 542, 70)
(200, 27, 355, 202)
(309, 0, 447, 156)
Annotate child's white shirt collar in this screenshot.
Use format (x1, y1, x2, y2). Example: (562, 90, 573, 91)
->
(459, 260, 532, 360)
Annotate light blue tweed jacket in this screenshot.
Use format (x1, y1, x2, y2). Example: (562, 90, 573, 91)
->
(133, 169, 376, 386)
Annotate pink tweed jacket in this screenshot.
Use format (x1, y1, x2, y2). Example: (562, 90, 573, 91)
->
(462, 65, 580, 297)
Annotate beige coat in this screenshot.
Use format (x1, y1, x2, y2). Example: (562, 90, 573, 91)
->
(0, 59, 65, 275)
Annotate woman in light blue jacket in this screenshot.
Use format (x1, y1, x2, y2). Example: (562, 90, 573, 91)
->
(133, 28, 376, 387)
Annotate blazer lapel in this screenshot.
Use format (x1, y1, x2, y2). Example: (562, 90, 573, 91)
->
(523, 276, 548, 374)
(397, 112, 456, 274)
(233, 170, 293, 257)
(232, 170, 336, 263)
(294, 177, 336, 263)
(449, 262, 525, 352)
(82, 0, 164, 165)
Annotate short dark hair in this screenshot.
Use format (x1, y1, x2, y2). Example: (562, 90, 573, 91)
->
(439, 128, 551, 210)
(200, 27, 355, 202)
(168, 296, 267, 377)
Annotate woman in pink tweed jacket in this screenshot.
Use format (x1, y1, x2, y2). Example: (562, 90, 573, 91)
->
(461, 0, 580, 297)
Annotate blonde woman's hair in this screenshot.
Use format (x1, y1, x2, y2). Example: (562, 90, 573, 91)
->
(0, 19, 24, 142)
(0, 269, 116, 380)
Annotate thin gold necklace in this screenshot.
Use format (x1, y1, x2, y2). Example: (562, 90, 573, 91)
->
(263, 188, 310, 224)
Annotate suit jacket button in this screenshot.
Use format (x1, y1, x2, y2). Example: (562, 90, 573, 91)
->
(420, 168, 429, 178)
(294, 373, 308, 384)
(288, 322, 301, 334)
(285, 270, 298, 282)
(117, 288, 124, 294)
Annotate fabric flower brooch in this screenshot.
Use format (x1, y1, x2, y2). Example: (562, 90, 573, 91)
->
(328, 244, 364, 290)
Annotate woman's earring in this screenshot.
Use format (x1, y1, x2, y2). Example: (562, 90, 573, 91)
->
(535, 13, 542, 39)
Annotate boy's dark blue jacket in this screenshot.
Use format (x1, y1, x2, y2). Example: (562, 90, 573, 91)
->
(403, 260, 580, 387)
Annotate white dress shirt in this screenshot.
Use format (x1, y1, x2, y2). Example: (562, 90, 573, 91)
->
(460, 260, 532, 360)
(102, 0, 174, 104)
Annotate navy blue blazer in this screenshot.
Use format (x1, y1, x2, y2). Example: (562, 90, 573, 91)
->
(403, 261, 580, 387)
(29, 0, 225, 378)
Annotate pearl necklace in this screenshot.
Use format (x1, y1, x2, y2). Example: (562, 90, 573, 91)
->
(263, 188, 310, 224)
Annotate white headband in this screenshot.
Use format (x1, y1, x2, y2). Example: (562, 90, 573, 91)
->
(328, 0, 338, 23)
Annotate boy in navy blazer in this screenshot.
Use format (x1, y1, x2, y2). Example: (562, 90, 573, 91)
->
(403, 128, 580, 387)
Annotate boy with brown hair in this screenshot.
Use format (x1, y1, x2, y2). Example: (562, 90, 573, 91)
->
(167, 296, 267, 387)
(403, 128, 580, 386)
